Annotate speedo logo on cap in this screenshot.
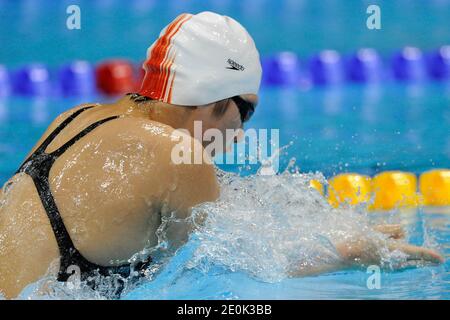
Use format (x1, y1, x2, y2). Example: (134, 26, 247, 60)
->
(226, 58, 245, 71)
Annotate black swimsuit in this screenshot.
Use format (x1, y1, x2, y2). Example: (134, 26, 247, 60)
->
(15, 106, 151, 293)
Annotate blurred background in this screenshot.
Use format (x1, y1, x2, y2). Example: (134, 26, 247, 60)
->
(0, 0, 449, 183)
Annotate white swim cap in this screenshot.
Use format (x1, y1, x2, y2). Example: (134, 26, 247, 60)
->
(138, 11, 262, 106)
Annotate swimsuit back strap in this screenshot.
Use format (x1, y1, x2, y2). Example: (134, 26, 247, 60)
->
(50, 115, 120, 158)
(30, 115, 121, 261)
(35, 106, 95, 154)
(20, 109, 121, 280)
(16, 106, 94, 172)
(38, 115, 122, 275)
(31, 173, 78, 268)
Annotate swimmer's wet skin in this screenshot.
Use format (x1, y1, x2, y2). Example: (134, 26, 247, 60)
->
(0, 11, 443, 299)
(287, 224, 444, 278)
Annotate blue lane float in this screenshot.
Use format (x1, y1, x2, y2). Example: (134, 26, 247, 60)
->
(391, 47, 428, 81)
(262, 52, 302, 86)
(58, 60, 96, 96)
(427, 45, 450, 80)
(1, 45, 450, 97)
(13, 64, 52, 96)
(309, 50, 345, 85)
(0, 65, 11, 96)
(346, 48, 384, 83)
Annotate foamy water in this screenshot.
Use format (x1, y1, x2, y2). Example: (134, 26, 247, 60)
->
(188, 169, 410, 282)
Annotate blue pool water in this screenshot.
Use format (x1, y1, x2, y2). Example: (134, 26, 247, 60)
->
(1, 0, 450, 299)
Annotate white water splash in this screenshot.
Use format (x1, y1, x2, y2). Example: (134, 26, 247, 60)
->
(187, 168, 407, 282)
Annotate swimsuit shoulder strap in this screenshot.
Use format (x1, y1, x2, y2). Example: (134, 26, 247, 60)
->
(35, 106, 95, 154)
(16, 106, 95, 172)
(50, 114, 120, 158)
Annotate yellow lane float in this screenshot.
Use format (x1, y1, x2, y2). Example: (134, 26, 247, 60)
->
(328, 173, 371, 207)
(419, 169, 450, 206)
(309, 169, 449, 210)
(370, 171, 419, 210)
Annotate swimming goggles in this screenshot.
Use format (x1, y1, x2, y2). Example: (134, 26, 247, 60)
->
(231, 96, 255, 123)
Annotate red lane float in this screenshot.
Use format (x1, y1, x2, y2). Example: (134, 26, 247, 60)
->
(95, 60, 135, 95)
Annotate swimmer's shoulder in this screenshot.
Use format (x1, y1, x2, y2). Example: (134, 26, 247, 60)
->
(107, 117, 220, 206)
(109, 116, 213, 168)
(109, 116, 196, 155)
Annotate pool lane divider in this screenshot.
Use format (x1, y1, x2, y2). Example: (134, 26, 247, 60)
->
(1, 59, 143, 97)
(1, 46, 450, 97)
(309, 169, 450, 210)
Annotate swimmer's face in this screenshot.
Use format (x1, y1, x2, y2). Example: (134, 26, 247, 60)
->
(199, 94, 258, 155)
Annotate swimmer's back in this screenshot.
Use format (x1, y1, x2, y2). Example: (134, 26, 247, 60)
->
(0, 100, 219, 298)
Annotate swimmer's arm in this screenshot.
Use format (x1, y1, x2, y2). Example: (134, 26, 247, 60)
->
(288, 238, 378, 277)
(154, 134, 220, 250)
(288, 262, 348, 278)
(289, 237, 444, 277)
(164, 161, 220, 248)
(373, 224, 405, 239)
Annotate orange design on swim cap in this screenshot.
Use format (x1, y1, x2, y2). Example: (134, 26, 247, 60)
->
(139, 13, 192, 102)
